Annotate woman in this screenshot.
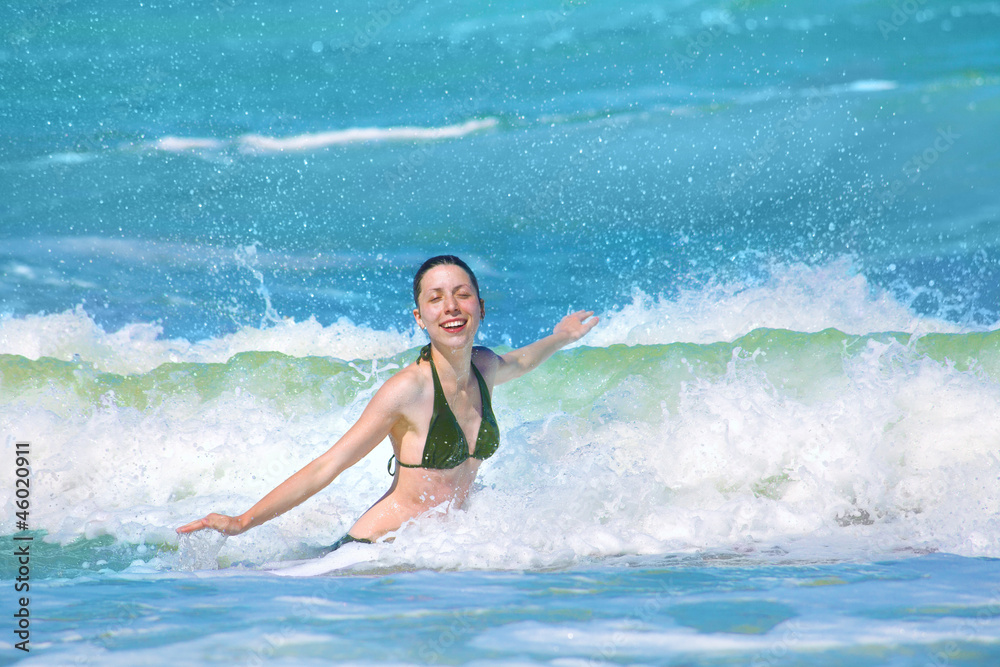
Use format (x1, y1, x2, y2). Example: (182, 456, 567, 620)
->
(176, 255, 598, 551)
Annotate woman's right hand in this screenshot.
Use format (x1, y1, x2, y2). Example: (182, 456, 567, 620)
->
(176, 512, 245, 536)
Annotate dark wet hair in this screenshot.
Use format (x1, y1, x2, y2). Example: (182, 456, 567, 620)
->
(412, 255, 480, 306)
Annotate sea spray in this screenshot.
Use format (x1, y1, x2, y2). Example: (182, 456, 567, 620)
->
(3, 328, 997, 571)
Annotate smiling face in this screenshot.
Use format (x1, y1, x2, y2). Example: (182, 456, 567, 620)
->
(413, 264, 485, 351)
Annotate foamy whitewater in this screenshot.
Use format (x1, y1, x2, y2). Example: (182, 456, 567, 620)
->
(2, 260, 998, 567)
(2, 0, 1000, 664)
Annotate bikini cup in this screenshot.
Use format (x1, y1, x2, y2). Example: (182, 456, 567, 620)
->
(388, 346, 500, 473)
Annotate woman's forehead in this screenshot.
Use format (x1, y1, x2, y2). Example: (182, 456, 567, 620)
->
(420, 265, 473, 291)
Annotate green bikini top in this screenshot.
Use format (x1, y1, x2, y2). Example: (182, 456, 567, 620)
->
(388, 345, 500, 473)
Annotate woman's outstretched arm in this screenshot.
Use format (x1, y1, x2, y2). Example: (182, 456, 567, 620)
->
(176, 371, 419, 536)
(489, 310, 599, 386)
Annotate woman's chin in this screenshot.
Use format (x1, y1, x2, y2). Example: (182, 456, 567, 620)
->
(432, 329, 478, 350)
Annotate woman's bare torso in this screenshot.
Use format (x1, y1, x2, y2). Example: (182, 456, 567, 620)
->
(347, 462, 482, 539)
(347, 351, 494, 540)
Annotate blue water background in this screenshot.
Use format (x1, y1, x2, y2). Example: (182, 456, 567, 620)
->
(2, 0, 998, 342)
(4, 553, 1000, 665)
(2, 0, 1000, 664)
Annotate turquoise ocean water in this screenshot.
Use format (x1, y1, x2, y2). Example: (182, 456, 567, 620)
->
(2, 0, 1000, 664)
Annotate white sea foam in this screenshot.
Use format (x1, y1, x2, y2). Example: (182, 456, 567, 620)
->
(28, 151, 100, 167)
(583, 258, 966, 347)
(383, 338, 1000, 567)
(238, 118, 498, 152)
(0, 306, 421, 374)
(3, 327, 997, 568)
(0, 258, 973, 374)
(152, 137, 226, 152)
(3, 257, 997, 567)
(834, 79, 898, 93)
(148, 118, 499, 156)
(474, 615, 1000, 658)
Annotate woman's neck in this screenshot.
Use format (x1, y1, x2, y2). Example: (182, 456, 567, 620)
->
(429, 342, 474, 387)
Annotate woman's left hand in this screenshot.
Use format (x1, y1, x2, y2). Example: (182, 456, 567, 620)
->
(553, 310, 599, 343)
(176, 512, 246, 536)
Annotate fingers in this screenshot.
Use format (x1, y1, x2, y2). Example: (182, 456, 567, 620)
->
(568, 310, 598, 327)
(176, 513, 239, 535)
(176, 518, 206, 534)
(555, 310, 599, 342)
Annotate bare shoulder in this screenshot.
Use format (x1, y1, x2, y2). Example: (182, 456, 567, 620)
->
(373, 361, 430, 409)
(472, 346, 501, 384)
